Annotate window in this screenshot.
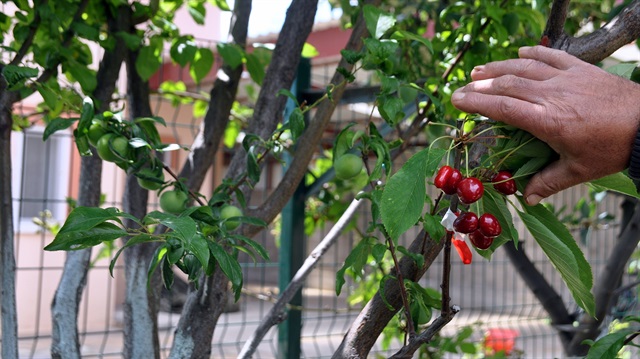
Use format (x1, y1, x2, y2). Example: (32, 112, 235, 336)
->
(11, 126, 72, 232)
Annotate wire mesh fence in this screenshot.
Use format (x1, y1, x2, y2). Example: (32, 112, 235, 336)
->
(7, 43, 640, 359)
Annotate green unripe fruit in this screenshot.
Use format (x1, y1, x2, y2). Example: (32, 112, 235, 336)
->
(96, 134, 130, 162)
(220, 205, 243, 230)
(334, 153, 364, 180)
(87, 120, 107, 147)
(136, 168, 165, 191)
(159, 190, 189, 214)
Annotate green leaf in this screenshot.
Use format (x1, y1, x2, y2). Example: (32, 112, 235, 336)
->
(381, 148, 431, 241)
(44, 222, 127, 251)
(479, 188, 519, 256)
(55, 206, 121, 234)
(518, 202, 595, 317)
(245, 53, 265, 85)
(391, 30, 433, 53)
(425, 148, 446, 178)
(378, 95, 404, 125)
(606, 63, 637, 79)
(210, 0, 230, 11)
(590, 173, 640, 199)
(170, 37, 197, 67)
(136, 45, 162, 81)
(288, 107, 305, 140)
(187, 1, 206, 24)
(66, 63, 97, 93)
(217, 43, 244, 69)
(335, 238, 373, 295)
(77, 97, 95, 134)
(209, 241, 243, 300)
(423, 213, 445, 242)
(43, 117, 77, 141)
(162, 256, 175, 288)
(145, 211, 197, 243)
(189, 48, 214, 84)
(147, 245, 167, 288)
(109, 234, 156, 276)
(301, 42, 319, 58)
(585, 328, 637, 359)
(246, 150, 261, 184)
(188, 234, 210, 268)
(1, 64, 38, 88)
(340, 49, 363, 64)
(363, 4, 396, 39)
(229, 234, 270, 261)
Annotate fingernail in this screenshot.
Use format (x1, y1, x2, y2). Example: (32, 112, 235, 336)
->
(451, 91, 465, 102)
(526, 194, 542, 206)
(472, 65, 484, 73)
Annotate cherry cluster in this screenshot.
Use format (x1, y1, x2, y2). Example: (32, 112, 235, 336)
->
(434, 166, 517, 250)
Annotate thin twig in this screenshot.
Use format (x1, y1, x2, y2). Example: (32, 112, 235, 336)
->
(162, 163, 207, 206)
(383, 229, 416, 339)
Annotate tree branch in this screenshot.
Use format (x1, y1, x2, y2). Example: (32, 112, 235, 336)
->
(557, 0, 640, 64)
(9, 0, 47, 66)
(223, 0, 319, 206)
(50, 5, 129, 358)
(543, 0, 571, 46)
(389, 307, 459, 359)
(238, 197, 364, 359)
(332, 230, 444, 358)
(240, 0, 381, 239)
(177, 0, 251, 193)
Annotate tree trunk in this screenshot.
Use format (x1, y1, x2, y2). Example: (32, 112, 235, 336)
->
(49, 5, 129, 357)
(50, 153, 103, 359)
(120, 38, 159, 359)
(0, 94, 18, 359)
(169, 1, 319, 357)
(168, 269, 229, 359)
(333, 232, 444, 358)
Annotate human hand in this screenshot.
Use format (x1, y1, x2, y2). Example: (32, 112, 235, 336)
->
(451, 45, 640, 205)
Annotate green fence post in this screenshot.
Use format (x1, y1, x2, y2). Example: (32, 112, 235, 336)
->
(278, 57, 311, 359)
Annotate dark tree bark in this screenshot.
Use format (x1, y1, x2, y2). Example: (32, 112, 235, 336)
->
(546, 0, 640, 63)
(224, 0, 320, 205)
(177, 0, 251, 192)
(120, 31, 159, 358)
(49, 5, 130, 358)
(0, 77, 18, 359)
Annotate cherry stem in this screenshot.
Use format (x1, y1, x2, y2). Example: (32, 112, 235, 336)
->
(441, 121, 465, 314)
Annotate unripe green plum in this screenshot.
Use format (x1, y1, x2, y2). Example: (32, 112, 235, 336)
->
(334, 153, 364, 180)
(220, 205, 243, 230)
(159, 190, 188, 214)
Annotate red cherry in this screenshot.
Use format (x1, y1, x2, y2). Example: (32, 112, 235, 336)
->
(453, 212, 479, 234)
(456, 177, 484, 204)
(492, 171, 517, 195)
(442, 168, 463, 195)
(479, 213, 502, 237)
(468, 230, 494, 250)
(434, 166, 453, 189)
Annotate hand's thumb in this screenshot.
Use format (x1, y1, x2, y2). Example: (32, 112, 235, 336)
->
(523, 160, 581, 206)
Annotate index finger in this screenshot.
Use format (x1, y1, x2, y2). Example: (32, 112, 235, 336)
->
(451, 90, 545, 135)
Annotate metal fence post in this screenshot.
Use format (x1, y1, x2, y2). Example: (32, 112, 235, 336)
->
(278, 57, 311, 359)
